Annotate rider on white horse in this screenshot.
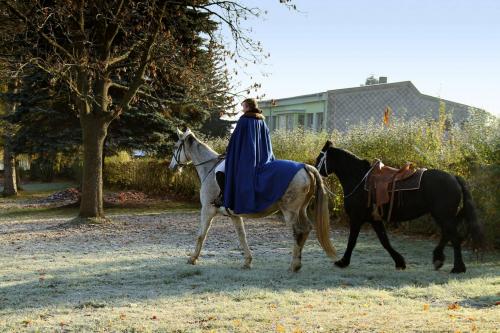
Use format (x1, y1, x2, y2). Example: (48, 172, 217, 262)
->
(212, 98, 304, 214)
(212, 99, 259, 206)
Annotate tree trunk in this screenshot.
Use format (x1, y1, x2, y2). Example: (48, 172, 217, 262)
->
(2, 138, 18, 196)
(79, 116, 109, 219)
(15, 159, 22, 191)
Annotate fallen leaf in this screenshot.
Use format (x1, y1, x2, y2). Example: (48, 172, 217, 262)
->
(151, 315, 157, 320)
(119, 313, 126, 320)
(233, 320, 241, 327)
(423, 304, 430, 311)
(276, 323, 286, 333)
(448, 302, 461, 310)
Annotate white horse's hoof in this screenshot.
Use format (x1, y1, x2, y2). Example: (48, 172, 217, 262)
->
(242, 257, 253, 269)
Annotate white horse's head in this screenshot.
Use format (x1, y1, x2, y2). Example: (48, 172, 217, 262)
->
(169, 127, 193, 171)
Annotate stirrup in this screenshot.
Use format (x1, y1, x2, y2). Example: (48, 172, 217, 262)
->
(213, 193, 224, 208)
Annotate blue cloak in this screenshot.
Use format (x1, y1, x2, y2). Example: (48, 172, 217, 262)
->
(223, 114, 304, 214)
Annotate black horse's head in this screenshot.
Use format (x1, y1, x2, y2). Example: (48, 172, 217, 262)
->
(315, 141, 369, 178)
(315, 140, 334, 177)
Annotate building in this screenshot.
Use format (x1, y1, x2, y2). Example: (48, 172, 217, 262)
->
(260, 80, 481, 132)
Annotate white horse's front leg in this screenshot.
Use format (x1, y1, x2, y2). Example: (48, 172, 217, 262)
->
(230, 216, 253, 269)
(188, 205, 216, 265)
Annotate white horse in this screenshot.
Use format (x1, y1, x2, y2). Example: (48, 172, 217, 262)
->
(169, 128, 336, 272)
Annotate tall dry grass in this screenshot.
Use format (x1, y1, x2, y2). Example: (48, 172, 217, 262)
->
(104, 113, 499, 246)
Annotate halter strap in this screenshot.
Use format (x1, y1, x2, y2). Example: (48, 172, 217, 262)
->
(318, 148, 376, 199)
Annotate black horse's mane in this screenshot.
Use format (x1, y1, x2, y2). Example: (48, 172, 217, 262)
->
(330, 146, 371, 169)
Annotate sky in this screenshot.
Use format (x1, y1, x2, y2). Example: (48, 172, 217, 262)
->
(226, 0, 500, 116)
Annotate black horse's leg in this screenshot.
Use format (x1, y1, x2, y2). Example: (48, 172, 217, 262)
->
(370, 221, 406, 270)
(441, 220, 466, 273)
(335, 221, 362, 268)
(433, 234, 448, 270)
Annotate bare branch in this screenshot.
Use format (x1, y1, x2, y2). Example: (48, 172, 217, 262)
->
(119, 2, 167, 111)
(110, 81, 176, 106)
(2, 0, 77, 63)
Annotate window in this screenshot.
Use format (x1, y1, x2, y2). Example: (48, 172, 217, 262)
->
(306, 114, 314, 129)
(316, 113, 324, 131)
(267, 116, 277, 130)
(298, 114, 305, 127)
(278, 115, 286, 129)
(286, 115, 294, 130)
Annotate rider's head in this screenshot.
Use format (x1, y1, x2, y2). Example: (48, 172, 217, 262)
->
(241, 98, 261, 113)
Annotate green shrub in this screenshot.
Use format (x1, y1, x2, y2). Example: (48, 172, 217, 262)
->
(102, 116, 499, 246)
(104, 158, 200, 199)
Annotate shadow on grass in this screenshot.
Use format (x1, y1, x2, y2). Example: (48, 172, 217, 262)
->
(1, 242, 499, 312)
(0, 182, 76, 201)
(0, 206, 79, 220)
(0, 201, 199, 222)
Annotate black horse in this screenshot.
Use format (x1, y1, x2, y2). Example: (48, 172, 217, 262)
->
(315, 141, 484, 273)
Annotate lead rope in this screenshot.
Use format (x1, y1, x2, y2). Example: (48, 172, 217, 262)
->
(343, 164, 376, 199)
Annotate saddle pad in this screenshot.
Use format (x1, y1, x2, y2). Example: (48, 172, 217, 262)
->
(364, 168, 427, 192)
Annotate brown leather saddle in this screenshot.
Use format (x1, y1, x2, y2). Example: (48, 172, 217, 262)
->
(365, 160, 422, 222)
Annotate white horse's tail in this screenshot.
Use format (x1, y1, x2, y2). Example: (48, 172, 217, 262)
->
(305, 164, 336, 259)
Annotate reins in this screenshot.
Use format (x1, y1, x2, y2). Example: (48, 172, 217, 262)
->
(200, 156, 225, 184)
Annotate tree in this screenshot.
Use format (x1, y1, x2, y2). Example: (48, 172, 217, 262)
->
(364, 75, 379, 86)
(1, 1, 294, 220)
(7, 7, 235, 157)
(0, 7, 20, 196)
(0, 77, 19, 196)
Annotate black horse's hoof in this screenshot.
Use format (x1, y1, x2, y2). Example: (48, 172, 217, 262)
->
(433, 260, 444, 270)
(334, 259, 349, 268)
(396, 263, 406, 270)
(451, 265, 466, 274)
(395, 256, 406, 270)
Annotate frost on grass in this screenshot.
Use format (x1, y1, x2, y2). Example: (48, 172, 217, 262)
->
(0, 211, 499, 332)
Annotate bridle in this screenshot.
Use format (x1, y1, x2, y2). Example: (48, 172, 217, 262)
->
(316, 148, 337, 197)
(172, 134, 224, 183)
(316, 147, 376, 199)
(316, 148, 329, 177)
(172, 139, 189, 168)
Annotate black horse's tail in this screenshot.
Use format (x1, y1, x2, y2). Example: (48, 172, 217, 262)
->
(455, 176, 484, 250)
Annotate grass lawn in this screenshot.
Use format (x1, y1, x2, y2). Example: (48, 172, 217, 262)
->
(0, 181, 75, 199)
(0, 207, 499, 332)
(0, 181, 200, 220)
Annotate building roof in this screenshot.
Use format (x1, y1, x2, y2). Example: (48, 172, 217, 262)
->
(260, 81, 478, 110)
